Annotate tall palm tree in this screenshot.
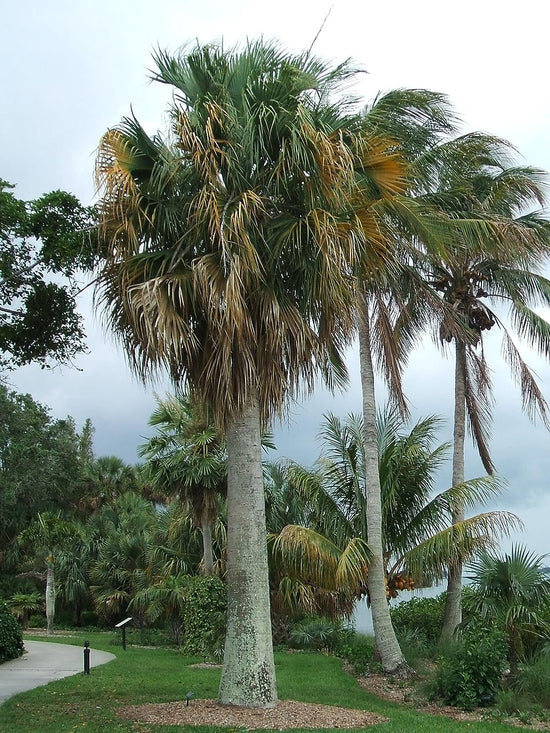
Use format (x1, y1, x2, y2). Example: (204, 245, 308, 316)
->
(464, 545, 550, 677)
(353, 89, 464, 675)
(95, 40, 403, 706)
(409, 136, 550, 640)
(139, 393, 226, 575)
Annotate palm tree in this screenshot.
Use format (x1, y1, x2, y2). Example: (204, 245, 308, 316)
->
(8, 591, 43, 630)
(271, 410, 519, 629)
(409, 136, 550, 640)
(80, 456, 138, 513)
(95, 40, 404, 706)
(464, 545, 550, 677)
(16, 511, 78, 635)
(89, 493, 158, 626)
(352, 89, 466, 675)
(139, 393, 226, 575)
(131, 573, 189, 645)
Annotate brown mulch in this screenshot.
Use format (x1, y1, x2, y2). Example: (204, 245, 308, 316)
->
(118, 698, 388, 729)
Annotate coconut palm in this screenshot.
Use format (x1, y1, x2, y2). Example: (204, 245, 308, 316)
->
(352, 89, 470, 675)
(271, 410, 519, 625)
(95, 40, 405, 705)
(139, 393, 226, 574)
(464, 545, 550, 676)
(409, 136, 550, 640)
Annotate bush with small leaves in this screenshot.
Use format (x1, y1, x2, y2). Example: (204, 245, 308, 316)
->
(181, 576, 226, 660)
(433, 621, 508, 710)
(338, 633, 376, 676)
(390, 593, 446, 648)
(0, 601, 24, 663)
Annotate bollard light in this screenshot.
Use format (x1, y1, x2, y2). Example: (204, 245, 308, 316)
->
(83, 640, 90, 675)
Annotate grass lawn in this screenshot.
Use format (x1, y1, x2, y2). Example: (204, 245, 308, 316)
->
(0, 632, 524, 732)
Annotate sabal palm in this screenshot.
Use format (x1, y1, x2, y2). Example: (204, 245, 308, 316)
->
(139, 393, 226, 574)
(410, 135, 550, 639)
(272, 410, 519, 612)
(95, 40, 403, 706)
(464, 545, 550, 676)
(90, 493, 158, 624)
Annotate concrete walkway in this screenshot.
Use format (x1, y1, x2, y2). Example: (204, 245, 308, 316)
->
(0, 640, 115, 705)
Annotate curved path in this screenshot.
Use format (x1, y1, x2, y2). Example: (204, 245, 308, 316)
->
(0, 640, 115, 705)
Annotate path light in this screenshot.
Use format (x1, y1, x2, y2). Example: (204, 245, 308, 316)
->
(83, 640, 90, 675)
(186, 692, 195, 706)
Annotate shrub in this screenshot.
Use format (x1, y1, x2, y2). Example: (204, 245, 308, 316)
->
(514, 653, 550, 708)
(181, 575, 226, 660)
(27, 613, 46, 629)
(0, 601, 24, 663)
(289, 616, 354, 654)
(390, 593, 446, 648)
(338, 632, 376, 676)
(80, 610, 99, 627)
(432, 622, 508, 710)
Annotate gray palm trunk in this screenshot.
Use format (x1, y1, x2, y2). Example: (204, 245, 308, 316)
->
(45, 561, 55, 636)
(218, 390, 277, 707)
(200, 519, 214, 576)
(358, 300, 409, 675)
(440, 340, 467, 642)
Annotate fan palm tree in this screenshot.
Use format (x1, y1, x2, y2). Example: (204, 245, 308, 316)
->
(464, 545, 550, 676)
(95, 40, 404, 705)
(89, 493, 158, 625)
(8, 591, 43, 630)
(409, 136, 550, 640)
(139, 393, 226, 574)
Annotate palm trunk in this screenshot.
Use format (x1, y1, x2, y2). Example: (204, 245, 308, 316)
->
(200, 517, 214, 575)
(45, 562, 55, 636)
(440, 340, 467, 642)
(218, 390, 277, 707)
(358, 298, 410, 676)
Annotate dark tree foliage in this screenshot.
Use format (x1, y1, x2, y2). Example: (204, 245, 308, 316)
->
(0, 386, 84, 560)
(0, 179, 96, 369)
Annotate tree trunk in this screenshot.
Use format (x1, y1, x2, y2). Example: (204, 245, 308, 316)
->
(200, 517, 214, 575)
(218, 390, 277, 707)
(440, 340, 467, 642)
(358, 298, 411, 676)
(45, 562, 55, 636)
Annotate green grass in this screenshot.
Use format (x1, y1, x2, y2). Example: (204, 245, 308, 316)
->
(0, 632, 524, 732)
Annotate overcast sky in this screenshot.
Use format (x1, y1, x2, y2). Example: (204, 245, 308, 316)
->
(2, 0, 550, 554)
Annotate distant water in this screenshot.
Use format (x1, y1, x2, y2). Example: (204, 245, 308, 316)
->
(352, 583, 447, 636)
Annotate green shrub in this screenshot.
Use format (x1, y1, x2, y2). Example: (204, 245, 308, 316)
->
(0, 601, 24, 663)
(338, 632, 375, 676)
(288, 616, 354, 654)
(514, 653, 550, 708)
(181, 575, 226, 660)
(395, 627, 433, 668)
(390, 593, 446, 647)
(432, 622, 508, 710)
(27, 613, 46, 629)
(80, 611, 99, 627)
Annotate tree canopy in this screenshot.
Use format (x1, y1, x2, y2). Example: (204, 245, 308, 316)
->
(0, 179, 96, 369)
